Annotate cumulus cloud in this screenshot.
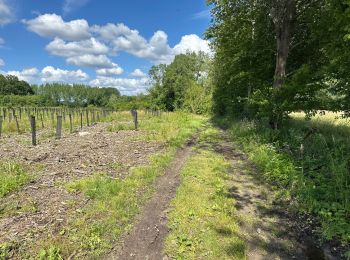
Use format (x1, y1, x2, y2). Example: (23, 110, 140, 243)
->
(0, 0, 13, 25)
(46, 37, 109, 57)
(63, 0, 90, 15)
(24, 14, 212, 67)
(41, 66, 89, 82)
(90, 76, 149, 95)
(130, 69, 146, 77)
(173, 34, 212, 56)
(0, 58, 4, 67)
(5, 66, 89, 83)
(66, 54, 115, 68)
(96, 66, 124, 76)
(24, 14, 90, 40)
(93, 23, 174, 64)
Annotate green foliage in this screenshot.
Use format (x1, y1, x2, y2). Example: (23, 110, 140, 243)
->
(165, 146, 245, 259)
(0, 161, 29, 198)
(0, 95, 43, 107)
(32, 83, 120, 107)
(149, 52, 212, 114)
(207, 0, 350, 123)
(0, 74, 34, 95)
(108, 94, 151, 111)
(38, 246, 63, 260)
(219, 115, 350, 245)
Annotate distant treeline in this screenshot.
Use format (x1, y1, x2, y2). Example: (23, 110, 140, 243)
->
(0, 73, 153, 110)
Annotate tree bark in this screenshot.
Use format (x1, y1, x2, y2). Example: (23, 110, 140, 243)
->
(272, 0, 296, 88)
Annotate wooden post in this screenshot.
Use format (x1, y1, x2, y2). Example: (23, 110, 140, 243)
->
(30, 116, 36, 146)
(14, 114, 20, 134)
(0, 116, 2, 138)
(132, 109, 138, 130)
(56, 115, 62, 139)
(86, 110, 89, 126)
(80, 112, 83, 129)
(69, 113, 73, 133)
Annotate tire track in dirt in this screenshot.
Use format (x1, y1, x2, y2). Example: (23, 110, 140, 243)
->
(108, 136, 197, 260)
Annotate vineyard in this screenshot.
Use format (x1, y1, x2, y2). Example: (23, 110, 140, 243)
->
(0, 110, 204, 259)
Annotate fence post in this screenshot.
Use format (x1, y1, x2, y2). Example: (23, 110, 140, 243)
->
(132, 109, 138, 130)
(0, 116, 2, 138)
(69, 113, 73, 133)
(56, 115, 62, 139)
(30, 116, 36, 146)
(80, 112, 83, 129)
(86, 110, 89, 126)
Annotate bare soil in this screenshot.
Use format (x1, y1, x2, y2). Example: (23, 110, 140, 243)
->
(107, 137, 196, 260)
(0, 122, 165, 257)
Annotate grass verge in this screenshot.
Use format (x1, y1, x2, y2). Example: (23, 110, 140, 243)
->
(215, 114, 350, 256)
(165, 137, 245, 259)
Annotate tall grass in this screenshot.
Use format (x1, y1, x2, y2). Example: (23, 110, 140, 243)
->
(217, 113, 350, 246)
(0, 161, 29, 198)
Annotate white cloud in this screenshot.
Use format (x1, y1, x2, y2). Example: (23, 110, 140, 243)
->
(24, 14, 90, 41)
(23, 14, 212, 75)
(173, 34, 212, 56)
(5, 66, 89, 83)
(0, 0, 13, 25)
(96, 66, 124, 76)
(94, 23, 211, 64)
(66, 54, 114, 68)
(0, 37, 5, 46)
(63, 0, 90, 15)
(93, 23, 173, 64)
(7, 68, 40, 82)
(41, 66, 89, 82)
(0, 58, 4, 67)
(130, 69, 146, 77)
(90, 76, 149, 95)
(46, 37, 109, 57)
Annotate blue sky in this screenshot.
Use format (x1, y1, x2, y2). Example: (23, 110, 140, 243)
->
(0, 0, 212, 95)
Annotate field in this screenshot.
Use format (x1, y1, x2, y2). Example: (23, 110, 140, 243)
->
(0, 109, 349, 259)
(0, 110, 204, 259)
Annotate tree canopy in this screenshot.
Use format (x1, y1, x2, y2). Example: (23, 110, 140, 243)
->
(207, 0, 350, 125)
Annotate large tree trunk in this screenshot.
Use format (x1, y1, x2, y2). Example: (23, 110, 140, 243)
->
(270, 0, 296, 128)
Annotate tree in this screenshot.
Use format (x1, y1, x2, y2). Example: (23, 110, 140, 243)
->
(148, 52, 212, 114)
(207, 0, 350, 126)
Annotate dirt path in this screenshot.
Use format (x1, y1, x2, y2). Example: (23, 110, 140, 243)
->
(108, 137, 196, 260)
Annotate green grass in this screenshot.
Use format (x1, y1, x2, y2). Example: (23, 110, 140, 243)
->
(0, 161, 30, 198)
(165, 144, 245, 259)
(215, 114, 350, 250)
(138, 112, 204, 147)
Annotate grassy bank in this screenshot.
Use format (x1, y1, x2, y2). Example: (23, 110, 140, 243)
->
(165, 128, 245, 259)
(216, 113, 350, 253)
